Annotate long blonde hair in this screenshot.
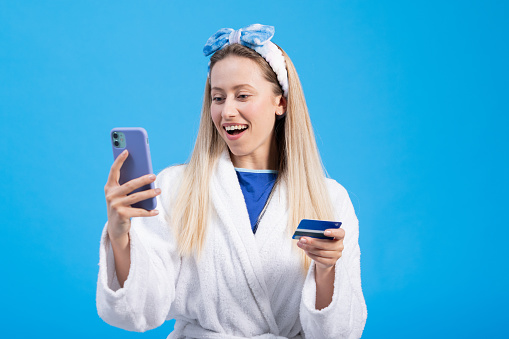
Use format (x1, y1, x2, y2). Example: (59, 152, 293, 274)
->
(171, 44, 334, 272)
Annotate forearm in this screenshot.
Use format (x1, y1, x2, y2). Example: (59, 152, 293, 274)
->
(315, 264, 335, 310)
(109, 232, 131, 287)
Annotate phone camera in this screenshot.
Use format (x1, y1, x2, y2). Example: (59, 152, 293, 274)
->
(113, 132, 118, 139)
(114, 141, 120, 147)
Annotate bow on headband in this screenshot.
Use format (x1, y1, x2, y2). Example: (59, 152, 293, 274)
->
(203, 24, 275, 56)
(202, 23, 289, 98)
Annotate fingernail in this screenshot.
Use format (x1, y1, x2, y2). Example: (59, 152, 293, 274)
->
(148, 174, 156, 180)
(155, 188, 161, 194)
(300, 238, 307, 244)
(325, 230, 331, 236)
(153, 210, 159, 215)
(122, 149, 127, 155)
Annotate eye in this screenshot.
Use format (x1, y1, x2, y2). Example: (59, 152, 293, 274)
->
(212, 96, 224, 103)
(238, 94, 250, 100)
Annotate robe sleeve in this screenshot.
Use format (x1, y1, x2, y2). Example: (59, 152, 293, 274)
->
(299, 181, 367, 339)
(96, 167, 182, 332)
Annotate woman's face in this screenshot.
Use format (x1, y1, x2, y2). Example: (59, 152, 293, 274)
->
(210, 56, 284, 169)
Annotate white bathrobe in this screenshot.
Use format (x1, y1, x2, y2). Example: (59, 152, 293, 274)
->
(96, 151, 367, 338)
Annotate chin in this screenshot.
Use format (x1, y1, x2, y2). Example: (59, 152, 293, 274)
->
(226, 145, 251, 157)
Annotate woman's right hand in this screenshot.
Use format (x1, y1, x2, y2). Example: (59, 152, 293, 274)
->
(104, 149, 161, 241)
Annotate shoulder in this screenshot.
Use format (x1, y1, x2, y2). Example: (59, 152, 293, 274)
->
(324, 177, 357, 219)
(155, 163, 187, 187)
(154, 164, 188, 208)
(324, 177, 349, 203)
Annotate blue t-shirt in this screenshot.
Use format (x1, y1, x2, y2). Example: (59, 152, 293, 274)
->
(235, 168, 278, 233)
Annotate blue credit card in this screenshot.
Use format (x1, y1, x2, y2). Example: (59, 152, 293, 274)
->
(292, 219, 342, 240)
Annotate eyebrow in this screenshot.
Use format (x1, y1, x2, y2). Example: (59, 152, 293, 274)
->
(211, 84, 256, 91)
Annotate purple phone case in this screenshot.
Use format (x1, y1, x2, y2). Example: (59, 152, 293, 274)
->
(111, 127, 157, 211)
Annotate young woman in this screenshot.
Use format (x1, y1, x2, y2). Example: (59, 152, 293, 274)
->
(97, 24, 367, 339)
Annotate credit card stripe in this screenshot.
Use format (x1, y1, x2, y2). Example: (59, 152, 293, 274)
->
(294, 229, 325, 234)
(293, 231, 334, 239)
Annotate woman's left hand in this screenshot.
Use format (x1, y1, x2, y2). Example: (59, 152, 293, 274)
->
(297, 228, 345, 270)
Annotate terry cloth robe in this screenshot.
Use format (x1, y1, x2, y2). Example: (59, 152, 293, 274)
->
(96, 150, 367, 338)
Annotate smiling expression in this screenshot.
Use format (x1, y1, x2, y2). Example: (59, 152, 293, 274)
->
(210, 56, 284, 169)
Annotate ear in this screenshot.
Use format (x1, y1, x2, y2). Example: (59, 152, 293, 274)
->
(275, 95, 287, 116)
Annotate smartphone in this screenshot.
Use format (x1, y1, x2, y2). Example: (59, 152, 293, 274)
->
(110, 127, 157, 211)
(292, 219, 342, 240)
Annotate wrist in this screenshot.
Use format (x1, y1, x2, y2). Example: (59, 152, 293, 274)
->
(315, 263, 335, 276)
(108, 230, 130, 248)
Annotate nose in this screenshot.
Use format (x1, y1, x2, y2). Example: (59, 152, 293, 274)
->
(221, 97, 238, 119)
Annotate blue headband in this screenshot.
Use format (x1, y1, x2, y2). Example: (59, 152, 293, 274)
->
(203, 24, 289, 98)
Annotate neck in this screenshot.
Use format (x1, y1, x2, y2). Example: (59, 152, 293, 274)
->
(230, 138, 278, 170)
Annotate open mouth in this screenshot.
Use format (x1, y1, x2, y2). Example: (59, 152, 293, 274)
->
(224, 125, 248, 135)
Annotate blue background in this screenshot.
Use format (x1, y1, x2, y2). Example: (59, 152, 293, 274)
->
(1, 1, 507, 338)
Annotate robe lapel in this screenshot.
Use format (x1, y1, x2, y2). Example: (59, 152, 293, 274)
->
(253, 182, 288, 251)
(210, 150, 280, 335)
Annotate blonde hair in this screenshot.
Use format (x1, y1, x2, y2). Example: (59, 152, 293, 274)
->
(171, 44, 334, 272)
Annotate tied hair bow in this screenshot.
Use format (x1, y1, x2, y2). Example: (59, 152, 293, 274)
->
(202, 23, 289, 99)
(203, 24, 275, 56)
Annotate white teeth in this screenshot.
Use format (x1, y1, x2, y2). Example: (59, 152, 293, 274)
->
(225, 125, 248, 131)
